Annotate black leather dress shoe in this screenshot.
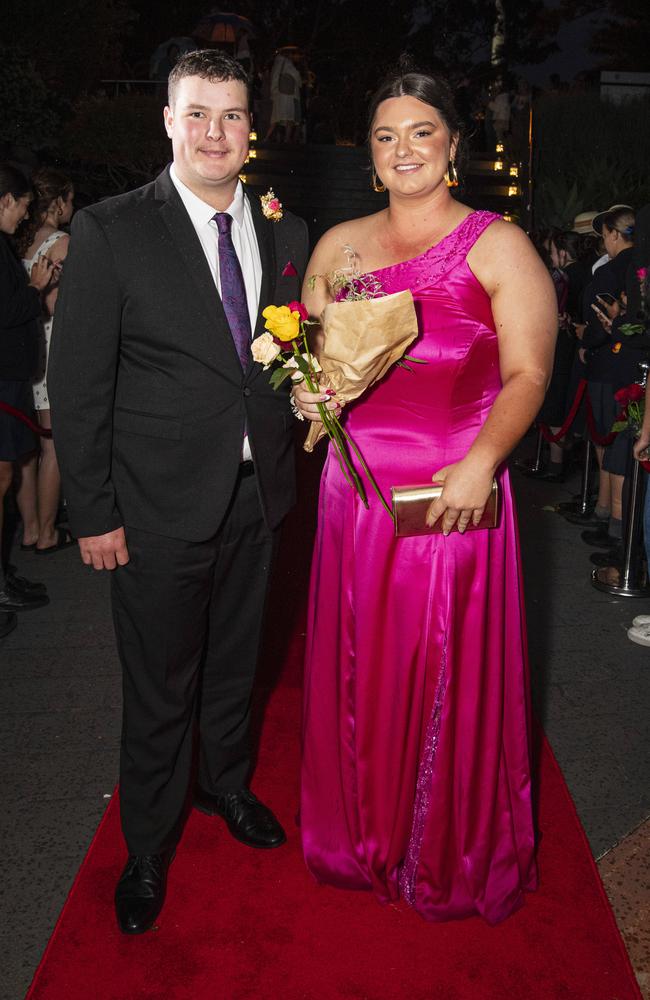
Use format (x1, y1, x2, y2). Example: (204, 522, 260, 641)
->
(6, 565, 48, 596)
(563, 511, 603, 526)
(0, 584, 49, 611)
(115, 851, 174, 935)
(194, 787, 286, 849)
(581, 527, 621, 549)
(590, 546, 624, 568)
(0, 611, 17, 638)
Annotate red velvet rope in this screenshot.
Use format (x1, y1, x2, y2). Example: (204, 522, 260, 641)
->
(584, 393, 618, 446)
(0, 401, 52, 438)
(537, 379, 587, 443)
(537, 377, 620, 447)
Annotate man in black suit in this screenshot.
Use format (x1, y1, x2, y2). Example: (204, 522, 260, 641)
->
(48, 50, 308, 934)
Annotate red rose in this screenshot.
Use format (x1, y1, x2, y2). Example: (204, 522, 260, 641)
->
(614, 387, 630, 404)
(288, 300, 309, 321)
(628, 383, 645, 401)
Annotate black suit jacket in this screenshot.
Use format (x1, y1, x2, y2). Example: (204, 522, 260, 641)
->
(0, 234, 41, 380)
(48, 167, 309, 541)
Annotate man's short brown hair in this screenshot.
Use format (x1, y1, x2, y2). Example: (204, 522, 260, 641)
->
(167, 49, 250, 107)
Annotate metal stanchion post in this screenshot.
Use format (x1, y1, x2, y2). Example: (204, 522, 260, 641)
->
(514, 426, 545, 474)
(558, 438, 595, 517)
(592, 361, 650, 597)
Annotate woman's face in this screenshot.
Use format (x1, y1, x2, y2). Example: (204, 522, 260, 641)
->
(0, 192, 32, 234)
(602, 224, 625, 258)
(370, 95, 457, 199)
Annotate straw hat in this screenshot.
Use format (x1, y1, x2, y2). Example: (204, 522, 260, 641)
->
(570, 211, 598, 234)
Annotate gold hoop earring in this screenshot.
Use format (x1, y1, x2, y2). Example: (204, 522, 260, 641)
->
(371, 169, 386, 193)
(444, 160, 459, 188)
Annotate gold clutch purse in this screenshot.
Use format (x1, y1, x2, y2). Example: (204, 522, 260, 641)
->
(391, 480, 499, 537)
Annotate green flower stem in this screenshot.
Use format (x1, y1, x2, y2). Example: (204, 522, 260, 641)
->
(296, 331, 394, 520)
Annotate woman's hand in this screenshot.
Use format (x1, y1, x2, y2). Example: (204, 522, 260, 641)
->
(28, 254, 54, 292)
(595, 295, 621, 320)
(590, 302, 612, 332)
(426, 458, 495, 534)
(292, 382, 341, 422)
(633, 431, 650, 462)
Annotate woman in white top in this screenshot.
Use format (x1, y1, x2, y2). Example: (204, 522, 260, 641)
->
(14, 168, 75, 553)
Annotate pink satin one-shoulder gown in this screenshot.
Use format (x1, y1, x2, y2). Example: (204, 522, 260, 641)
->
(300, 211, 537, 924)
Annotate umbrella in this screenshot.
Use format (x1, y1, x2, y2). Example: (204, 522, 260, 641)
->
(193, 11, 257, 42)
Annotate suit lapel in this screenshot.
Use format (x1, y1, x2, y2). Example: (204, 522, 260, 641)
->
(247, 187, 276, 338)
(245, 186, 277, 380)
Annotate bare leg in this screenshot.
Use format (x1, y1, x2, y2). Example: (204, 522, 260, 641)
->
(14, 450, 40, 547)
(610, 472, 625, 523)
(35, 410, 62, 550)
(548, 432, 564, 466)
(594, 446, 611, 513)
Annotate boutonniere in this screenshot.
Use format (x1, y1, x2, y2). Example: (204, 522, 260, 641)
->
(261, 188, 283, 222)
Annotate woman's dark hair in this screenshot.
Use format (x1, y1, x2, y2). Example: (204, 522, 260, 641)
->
(367, 64, 467, 177)
(14, 167, 73, 257)
(0, 162, 32, 200)
(601, 206, 635, 242)
(553, 230, 599, 266)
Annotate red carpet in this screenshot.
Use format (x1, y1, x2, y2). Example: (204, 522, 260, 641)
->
(27, 687, 641, 999)
(26, 451, 641, 999)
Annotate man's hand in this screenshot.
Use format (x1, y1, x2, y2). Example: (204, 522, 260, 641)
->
(78, 527, 130, 570)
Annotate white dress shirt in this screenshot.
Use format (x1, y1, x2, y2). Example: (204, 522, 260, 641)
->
(170, 165, 262, 460)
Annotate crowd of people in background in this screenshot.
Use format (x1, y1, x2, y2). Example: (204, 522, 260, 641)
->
(525, 204, 650, 646)
(0, 164, 76, 638)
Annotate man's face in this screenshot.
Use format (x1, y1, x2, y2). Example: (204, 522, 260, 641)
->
(164, 75, 250, 202)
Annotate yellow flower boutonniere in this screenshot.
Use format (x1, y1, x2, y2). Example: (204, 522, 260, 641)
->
(261, 189, 283, 222)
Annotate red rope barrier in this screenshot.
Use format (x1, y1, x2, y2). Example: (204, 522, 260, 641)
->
(538, 379, 587, 443)
(0, 401, 52, 438)
(584, 394, 617, 446)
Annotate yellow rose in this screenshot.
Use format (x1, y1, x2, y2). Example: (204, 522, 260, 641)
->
(262, 304, 300, 342)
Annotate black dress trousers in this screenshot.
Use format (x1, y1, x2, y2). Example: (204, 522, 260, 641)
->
(111, 467, 278, 855)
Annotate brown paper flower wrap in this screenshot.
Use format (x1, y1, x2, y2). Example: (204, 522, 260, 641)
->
(303, 289, 420, 452)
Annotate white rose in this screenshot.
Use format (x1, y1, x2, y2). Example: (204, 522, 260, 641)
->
(282, 353, 321, 382)
(251, 332, 282, 369)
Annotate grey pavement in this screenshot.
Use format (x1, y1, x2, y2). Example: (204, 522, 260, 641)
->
(1, 448, 649, 999)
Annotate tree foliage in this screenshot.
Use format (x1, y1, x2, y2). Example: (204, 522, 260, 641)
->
(60, 94, 170, 195)
(533, 92, 650, 228)
(0, 44, 62, 151)
(1, 0, 134, 99)
(560, 0, 650, 71)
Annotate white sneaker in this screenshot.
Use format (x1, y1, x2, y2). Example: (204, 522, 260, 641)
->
(631, 614, 650, 628)
(627, 623, 650, 647)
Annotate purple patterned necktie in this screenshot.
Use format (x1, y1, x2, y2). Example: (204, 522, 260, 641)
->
(213, 212, 251, 369)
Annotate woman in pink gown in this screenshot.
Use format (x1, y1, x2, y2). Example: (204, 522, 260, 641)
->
(294, 70, 557, 924)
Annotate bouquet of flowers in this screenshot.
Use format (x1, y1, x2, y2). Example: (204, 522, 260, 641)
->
(612, 381, 645, 434)
(252, 264, 420, 518)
